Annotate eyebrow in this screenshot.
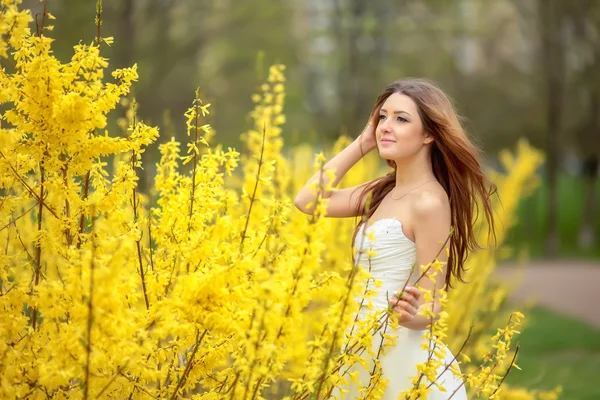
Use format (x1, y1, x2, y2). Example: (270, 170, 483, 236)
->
(380, 109, 412, 117)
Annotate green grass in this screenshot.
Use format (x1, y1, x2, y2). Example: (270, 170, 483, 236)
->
(505, 174, 600, 260)
(505, 307, 600, 399)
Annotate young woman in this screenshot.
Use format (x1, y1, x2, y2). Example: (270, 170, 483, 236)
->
(294, 79, 496, 399)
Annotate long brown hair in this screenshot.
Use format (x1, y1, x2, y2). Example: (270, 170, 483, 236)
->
(355, 78, 497, 288)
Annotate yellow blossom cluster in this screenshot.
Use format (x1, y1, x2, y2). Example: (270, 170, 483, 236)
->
(1, 2, 561, 399)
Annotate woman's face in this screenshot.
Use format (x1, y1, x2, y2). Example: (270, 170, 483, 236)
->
(375, 92, 432, 161)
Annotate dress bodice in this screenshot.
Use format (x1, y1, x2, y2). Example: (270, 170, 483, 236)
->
(343, 219, 468, 400)
(353, 218, 417, 310)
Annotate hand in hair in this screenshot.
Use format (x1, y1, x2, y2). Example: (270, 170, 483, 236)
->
(358, 118, 377, 155)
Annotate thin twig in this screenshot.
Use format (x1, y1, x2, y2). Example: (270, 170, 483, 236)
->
(133, 190, 150, 309)
(31, 165, 45, 331)
(77, 179, 91, 249)
(95, 365, 126, 398)
(0, 202, 38, 232)
(148, 219, 155, 272)
(83, 210, 97, 400)
(240, 124, 267, 252)
(34, 0, 47, 37)
(489, 344, 520, 397)
(168, 330, 207, 400)
(61, 152, 72, 246)
(130, 122, 150, 310)
(78, 1, 104, 248)
(243, 312, 267, 399)
(426, 324, 474, 390)
(363, 316, 391, 399)
(0, 151, 59, 219)
(314, 253, 360, 398)
(95, 0, 102, 47)
(407, 286, 439, 395)
(161, 347, 178, 395)
(188, 89, 201, 231)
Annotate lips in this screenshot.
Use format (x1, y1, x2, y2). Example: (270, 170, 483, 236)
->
(380, 139, 396, 143)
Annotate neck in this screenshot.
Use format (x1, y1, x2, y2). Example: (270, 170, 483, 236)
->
(393, 150, 435, 187)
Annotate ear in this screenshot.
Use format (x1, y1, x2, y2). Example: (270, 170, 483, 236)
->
(423, 132, 434, 145)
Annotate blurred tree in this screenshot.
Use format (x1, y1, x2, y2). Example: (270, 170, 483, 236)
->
(114, 0, 134, 71)
(564, 0, 600, 250)
(538, 0, 566, 256)
(454, 0, 544, 153)
(191, 0, 298, 146)
(298, 0, 392, 140)
(341, 0, 391, 133)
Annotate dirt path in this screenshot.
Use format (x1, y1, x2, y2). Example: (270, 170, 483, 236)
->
(495, 260, 600, 328)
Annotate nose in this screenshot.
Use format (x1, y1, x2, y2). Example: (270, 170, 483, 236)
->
(379, 119, 392, 134)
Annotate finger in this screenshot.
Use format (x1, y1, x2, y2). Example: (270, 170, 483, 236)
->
(393, 300, 417, 316)
(391, 290, 404, 303)
(392, 290, 416, 309)
(394, 306, 416, 318)
(389, 296, 401, 307)
(406, 285, 422, 301)
(401, 291, 419, 309)
(390, 293, 409, 309)
(389, 297, 402, 309)
(399, 289, 414, 303)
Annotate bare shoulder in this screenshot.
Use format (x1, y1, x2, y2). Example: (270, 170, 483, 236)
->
(411, 189, 450, 221)
(409, 188, 452, 254)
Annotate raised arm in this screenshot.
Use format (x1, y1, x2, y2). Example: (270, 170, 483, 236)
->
(294, 123, 377, 218)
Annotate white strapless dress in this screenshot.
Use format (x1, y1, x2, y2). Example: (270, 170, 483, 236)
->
(335, 218, 467, 400)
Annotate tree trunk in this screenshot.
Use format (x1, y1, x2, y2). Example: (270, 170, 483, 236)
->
(578, 74, 599, 250)
(341, 0, 391, 134)
(539, 0, 565, 256)
(578, 155, 598, 249)
(116, 0, 134, 70)
(568, 0, 600, 251)
(346, 0, 366, 131)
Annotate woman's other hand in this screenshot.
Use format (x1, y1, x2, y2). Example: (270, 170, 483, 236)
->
(389, 285, 422, 323)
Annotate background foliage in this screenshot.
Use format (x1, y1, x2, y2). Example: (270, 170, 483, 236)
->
(18, 0, 598, 259)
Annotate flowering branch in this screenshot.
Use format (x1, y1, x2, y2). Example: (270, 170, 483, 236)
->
(34, 0, 47, 37)
(61, 153, 73, 246)
(0, 151, 59, 219)
(243, 311, 268, 399)
(188, 89, 201, 231)
(168, 329, 207, 400)
(77, 1, 103, 249)
(0, 201, 38, 232)
(489, 344, 520, 397)
(31, 164, 44, 331)
(240, 124, 267, 252)
(426, 325, 474, 390)
(131, 150, 150, 310)
(148, 219, 155, 273)
(83, 209, 97, 400)
(95, 0, 102, 46)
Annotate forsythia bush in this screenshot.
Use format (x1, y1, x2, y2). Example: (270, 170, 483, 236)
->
(0, 2, 561, 399)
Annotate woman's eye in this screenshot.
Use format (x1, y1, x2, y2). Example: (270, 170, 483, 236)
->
(397, 116, 408, 123)
(378, 114, 386, 120)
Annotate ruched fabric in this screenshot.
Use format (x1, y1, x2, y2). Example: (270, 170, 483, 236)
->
(335, 218, 467, 400)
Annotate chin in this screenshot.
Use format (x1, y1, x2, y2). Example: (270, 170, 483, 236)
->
(378, 148, 400, 160)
